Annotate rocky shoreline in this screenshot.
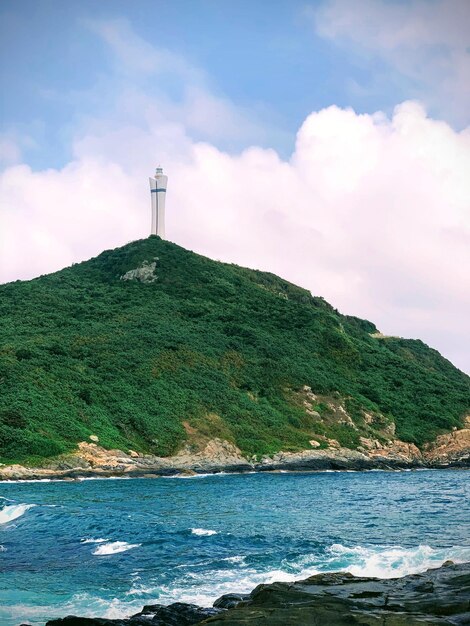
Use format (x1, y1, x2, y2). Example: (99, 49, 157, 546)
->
(32, 561, 470, 625)
(0, 431, 470, 481)
(1, 421, 470, 481)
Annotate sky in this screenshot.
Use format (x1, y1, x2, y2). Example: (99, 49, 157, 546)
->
(0, 0, 469, 373)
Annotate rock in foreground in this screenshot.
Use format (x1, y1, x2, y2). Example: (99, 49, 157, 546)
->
(44, 602, 222, 626)
(204, 561, 470, 624)
(42, 562, 470, 626)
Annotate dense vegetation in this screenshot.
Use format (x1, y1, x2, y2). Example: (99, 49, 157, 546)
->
(1, 237, 469, 464)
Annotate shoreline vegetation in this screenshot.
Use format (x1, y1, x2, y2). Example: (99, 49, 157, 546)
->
(36, 561, 470, 625)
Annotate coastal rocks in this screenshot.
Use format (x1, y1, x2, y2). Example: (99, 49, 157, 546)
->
(0, 464, 43, 481)
(358, 439, 422, 464)
(213, 594, 251, 609)
(253, 444, 422, 472)
(138, 602, 221, 624)
(76, 442, 131, 466)
(2, 420, 470, 481)
(358, 436, 382, 449)
(42, 563, 470, 626)
(173, 438, 250, 473)
(44, 602, 222, 625)
(203, 562, 470, 625)
(423, 417, 470, 466)
(0, 438, 253, 480)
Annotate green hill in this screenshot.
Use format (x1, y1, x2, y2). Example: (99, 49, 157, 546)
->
(1, 237, 469, 465)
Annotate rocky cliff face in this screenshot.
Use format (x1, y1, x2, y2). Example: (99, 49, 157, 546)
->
(39, 562, 470, 626)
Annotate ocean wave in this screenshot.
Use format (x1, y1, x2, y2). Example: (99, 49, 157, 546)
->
(0, 503, 36, 525)
(0, 476, 135, 483)
(222, 555, 246, 564)
(156, 565, 301, 608)
(92, 541, 141, 556)
(77, 476, 131, 481)
(2, 593, 146, 624)
(191, 528, 218, 536)
(81, 538, 107, 544)
(163, 473, 214, 479)
(9, 544, 468, 624)
(163, 471, 257, 480)
(323, 543, 470, 578)
(0, 478, 66, 483)
(154, 543, 470, 608)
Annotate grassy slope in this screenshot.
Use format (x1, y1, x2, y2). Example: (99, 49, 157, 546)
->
(1, 237, 469, 464)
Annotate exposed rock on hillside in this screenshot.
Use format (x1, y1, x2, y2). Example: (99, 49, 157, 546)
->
(120, 258, 158, 283)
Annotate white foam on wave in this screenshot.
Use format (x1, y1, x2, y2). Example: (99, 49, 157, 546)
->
(2, 592, 147, 624)
(11, 543, 468, 624)
(163, 473, 214, 480)
(2, 476, 135, 483)
(223, 555, 246, 564)
(92, 541, 141, 556)
(81, 538, 107, 544)
(77, 476, 131, 481)
(163, 471, 257, 480)
(191, 528, 218, 536)
(152, 543, 470, 608)
(324, 543, 470, 578)
(0, 478, 57, 483)
(212, 471, 257, 476)
(0, 503, 36, 525)
(155, 564, 301, 608)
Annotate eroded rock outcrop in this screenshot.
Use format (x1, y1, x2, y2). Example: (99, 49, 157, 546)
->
(423, 417, 470, 466)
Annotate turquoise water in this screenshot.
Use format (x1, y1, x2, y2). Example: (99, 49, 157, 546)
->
(1, 470, 469, 625)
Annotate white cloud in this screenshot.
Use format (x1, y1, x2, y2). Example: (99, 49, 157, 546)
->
(87, 17, 202, 81)
(0, 132, 37, 167)
(0, 136, 22, 166)
(1, 99, 469, 372)
(83, 18, 283, 149)
(311, 0, 470, 125)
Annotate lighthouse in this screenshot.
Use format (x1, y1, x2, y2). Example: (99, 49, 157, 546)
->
(149, 166, 168, 238)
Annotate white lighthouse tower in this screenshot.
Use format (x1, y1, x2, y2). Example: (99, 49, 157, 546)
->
(149, 166, 168, 238)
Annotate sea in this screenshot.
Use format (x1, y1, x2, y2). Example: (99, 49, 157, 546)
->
(1, 469, 469, 626)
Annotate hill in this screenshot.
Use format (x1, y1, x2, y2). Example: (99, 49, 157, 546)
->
(1, 237, 469, 465)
